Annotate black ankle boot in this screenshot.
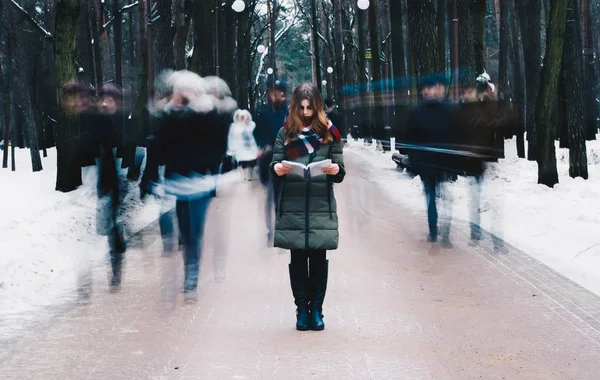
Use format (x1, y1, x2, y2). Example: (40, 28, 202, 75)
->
(310, 306, 324, 331)
(289, 263, 310, 331)
(296, 305, 310, 331)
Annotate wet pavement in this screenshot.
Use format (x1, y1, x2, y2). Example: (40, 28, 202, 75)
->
(1, 152, 600, 379)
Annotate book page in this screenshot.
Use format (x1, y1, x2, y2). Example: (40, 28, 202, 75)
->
(282, 160, 306, 178)
(307, 159, 332, 178)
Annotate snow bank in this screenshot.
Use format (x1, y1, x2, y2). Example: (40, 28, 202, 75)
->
(0, 148, 161, 322)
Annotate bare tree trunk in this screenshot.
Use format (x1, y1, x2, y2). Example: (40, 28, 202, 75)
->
(437, 0, 446, 73)
(126, 0, 149, 180)
(333, 0, 345, 121)
(113, 0, 123, 87)
(509, 0, 526, 158)
(311, 0, 322, 91)
(1, 1, 10, 169)
(517, 0, 543, 161)
(357, 3, 370, 140)
(582, 0, 597, 139)
(536, 0, 568, 187)
(12, 49, 43, 171)
(90, 0, 103, 89)
(174, 0, 191, 70)
(270, 0, 277, 75)
(390, 0, 406, 80)
(498, 0, 510, 99)
(562, 0, 588, 178)
(155, 0, 174, 73)
(407, 0, 439, 81)
(472, 0, 486, 74)
(55, 0, 83, 191)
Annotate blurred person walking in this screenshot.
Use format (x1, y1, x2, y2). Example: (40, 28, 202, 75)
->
(228, 109, 259, 181)
(253, 77, 289, 244)
(143, 71, 237, 302)
(83, 84, 128, 290)
(403, 76, 458, 247)
(271, 83, 345, 331)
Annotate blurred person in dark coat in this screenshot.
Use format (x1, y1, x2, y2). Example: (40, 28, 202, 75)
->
(85, 84, 128, 290)
(143, 71, 237, 302)
(457, 73, 505, 247)
(253, 77, 289, 244)
(325, 98, 346, 142)
(403, 76, 459, 247)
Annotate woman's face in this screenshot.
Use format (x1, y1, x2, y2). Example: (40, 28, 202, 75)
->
(300, 99, 314, 122)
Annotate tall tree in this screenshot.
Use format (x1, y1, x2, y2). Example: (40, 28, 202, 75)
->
(11, 15, 43, 172)
(333, 0, 345, 124)
(390, 0, 406, 80)
(407, 0, 439, 83)
(437, 0, 446, 73)
(155, 0, 174, 73)
(562, 0, 588, 178)
(1, 1, 12, 169)
(535, 0, 568, 187)
(311, 0, 321, 90)
(174, 0, 190, 70)
(90, 0, 103, 89)
(113, 0, 124, 87)
(498, 0, 509, 99)
(126, 0, 150, 180)
(55, 0, 83, 191)
(509, 0, 526, 158)
(582, 0, 597, 139)
(517, 0, 543, 161)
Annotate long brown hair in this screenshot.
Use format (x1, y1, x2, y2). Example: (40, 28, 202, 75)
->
(283, 83, 332, 143)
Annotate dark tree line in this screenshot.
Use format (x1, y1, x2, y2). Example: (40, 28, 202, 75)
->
(0, 0, 598, 190)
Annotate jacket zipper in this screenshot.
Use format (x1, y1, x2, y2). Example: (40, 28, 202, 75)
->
(305, 152, 315, 249)
(305, 181, 310, 249)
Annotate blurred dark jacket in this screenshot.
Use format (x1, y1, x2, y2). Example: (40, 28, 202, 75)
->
(403, 100, 460, 177)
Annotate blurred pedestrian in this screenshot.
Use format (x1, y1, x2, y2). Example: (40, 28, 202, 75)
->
(271, 83, 345, 331)
(228, 109, 259, 181)
(86, 84, 127, 290)
(143, 71, 237, 302)
(404, 76, 457, 247)
(253, 77, 289, 244)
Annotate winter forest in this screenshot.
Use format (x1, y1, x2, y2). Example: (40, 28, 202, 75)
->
(0, 0, 599, 189)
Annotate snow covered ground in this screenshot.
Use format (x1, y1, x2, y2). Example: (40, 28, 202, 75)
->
(0, 148, 162, 333)
(345, 137, 600, 297)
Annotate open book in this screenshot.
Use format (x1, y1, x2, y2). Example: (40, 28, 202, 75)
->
(282, 159, 332, 181)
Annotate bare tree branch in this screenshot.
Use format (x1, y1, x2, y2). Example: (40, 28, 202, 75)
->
(8, 0, 53, 40)
(100, 1, 139, 33)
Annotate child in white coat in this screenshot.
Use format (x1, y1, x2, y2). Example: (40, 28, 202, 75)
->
(228, 110, 259, 180)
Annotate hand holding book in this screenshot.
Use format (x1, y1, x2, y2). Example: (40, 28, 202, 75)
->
(279, 159, 335, 180)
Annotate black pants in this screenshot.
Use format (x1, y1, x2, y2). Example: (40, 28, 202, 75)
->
(291, 249, 326, 267)
(290, 249, 327, 309)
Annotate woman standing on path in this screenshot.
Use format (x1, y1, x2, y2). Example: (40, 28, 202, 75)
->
(271, 83, 345, 331)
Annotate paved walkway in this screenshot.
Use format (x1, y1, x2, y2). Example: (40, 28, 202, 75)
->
(2, 152, 600, 379)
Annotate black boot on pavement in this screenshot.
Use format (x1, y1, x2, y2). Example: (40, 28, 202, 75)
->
(308, 259, 328, 331)
(288, 263, 310, 331)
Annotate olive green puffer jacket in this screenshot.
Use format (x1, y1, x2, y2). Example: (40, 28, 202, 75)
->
(270, 127, 346, 250)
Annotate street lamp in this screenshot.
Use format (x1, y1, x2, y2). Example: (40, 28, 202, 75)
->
(322, 80, 327, 86)
(232, 0, 245, 12)
(357, 0, 370, 10)
(257, 44, 266, 54)
(267, 68, 274, 75)
(327, 66, 334, 74)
